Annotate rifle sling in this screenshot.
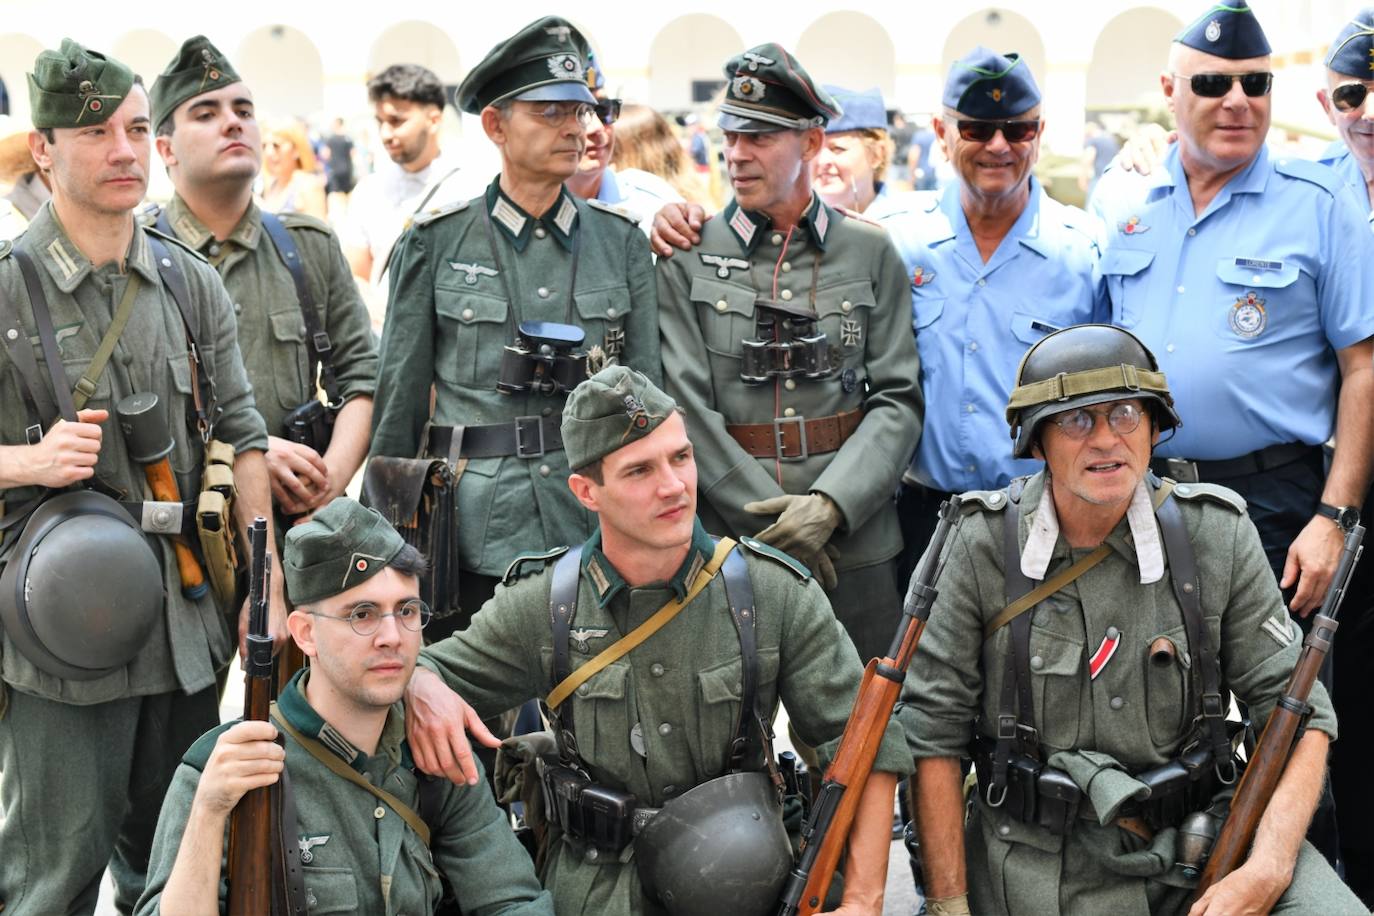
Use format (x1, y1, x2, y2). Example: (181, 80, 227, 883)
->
(276, 767, 308, 916)
(258, 212, 342, 409)
(270, 704, 432, 846)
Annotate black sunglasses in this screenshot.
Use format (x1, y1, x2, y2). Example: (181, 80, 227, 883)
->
(1176, 72, 1273, 98)
(955, 119, 1040, 143)
(594, 98, 622, 126)
(1332, 82, 1372, 113)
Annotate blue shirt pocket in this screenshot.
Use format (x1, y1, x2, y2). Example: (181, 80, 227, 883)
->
(1213, 258, 1301, 342)
(1098, 248, 1155, 328)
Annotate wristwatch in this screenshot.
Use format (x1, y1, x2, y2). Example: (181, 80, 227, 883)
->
(1317, 502, 1361, 531)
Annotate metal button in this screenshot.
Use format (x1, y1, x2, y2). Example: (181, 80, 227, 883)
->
(160, 257, 172, 268)
(1030, 655, 1044, 670)
(969, 341, 978, 351)
(988, 492, 1003, 507)
(539, 464, 551, 477)
(771, 233, 783, 245)
(207, 243, 221, 257)
(977, 278, 987, 287)
(1183, 582, 1195, 594)
(606, 307, 618, 318)
(1176, 285, 1185, 294)
(998, 825, 1011, 837)
(537, 287, 550, 299)
(1252, 275, 1262, 283)
(461, 308, 474, 320)
(1176, 485, 1192, 496)
(1167, 343, 1175, 353)
(1106, 626, 1120, 640)
(781, 261, 792, 272)
(5, 328, 16, 340)
(1187, 228, 1196, 236)
(658, 722, 672, 736)
(374, 806, 386, 819)
(585, 846, 599, 862)
(783, 407, 796, 418)
(650, 663, 665, 677)
(233, 302, 242, 315)
(784, 379, 796, 391)
(780, 289, 793, 301)
(715, 300, 728, 312)
(577, 684, 589, 697)
(966, 404, 975, 413)
(1110, 696, 1125, 710)
(535, 227, 547, 239)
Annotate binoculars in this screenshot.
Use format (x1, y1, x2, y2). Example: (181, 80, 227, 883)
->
(497, 320, 589, 395)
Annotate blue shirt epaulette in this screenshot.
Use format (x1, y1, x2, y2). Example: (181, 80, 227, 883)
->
(502, 545, 570, 585)
(958, 489, 1010, 513)
(413, 198, 471, 228)
(143, 224, 209, 262)
(1166, 480, 1247, 514)
(585, 197, 639, 224)
(1273, 157, 1343, 196)
(738, 535, 811, 579)
(279, 210, 334, 234)
(181, 720, 239, 771)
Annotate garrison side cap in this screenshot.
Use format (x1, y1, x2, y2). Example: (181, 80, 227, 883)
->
(455, 16, 597, 115)
(1175, 1, 1272, 59)
(943, 46, 1041, 119)
(824, 85, 887, 133)
(28, 39, 135, 129)
(150, 35, 242, 131)
(717, 43, 841, 133)
(284, 498, 406, 606)
(1325, 9, 1374, 78)
(562, 365, 680, 469)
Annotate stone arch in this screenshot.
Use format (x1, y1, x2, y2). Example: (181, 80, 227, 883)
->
(368, 21, 462, 84)
(942, 8, 1047, 95)
(1086, 7, 1185, 110)
(236, 25, 324, 119)
(111, 29, 178, 86)
(795, 11, 897, 98)
(0, 33, 44, 124)
(648, 14, 744, 110)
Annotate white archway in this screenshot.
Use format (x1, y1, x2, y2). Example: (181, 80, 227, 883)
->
(1086, 7, 1184, 110)
(648, 14, 744, 110)
(0, 33, 45, 124)
(237, 25, 324, 119)
(112, 29, 178, 86)
(368, 21, 462, 84)
(796, 11, 897, 99)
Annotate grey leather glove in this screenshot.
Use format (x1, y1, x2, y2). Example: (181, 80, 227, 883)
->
(744, 492, 843, 559)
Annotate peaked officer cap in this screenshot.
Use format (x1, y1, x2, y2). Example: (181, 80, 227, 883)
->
(456, 16, 597, 115)
(718, 44, 841, 133)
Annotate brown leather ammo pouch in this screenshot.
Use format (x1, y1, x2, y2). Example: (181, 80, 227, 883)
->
(361, 456, 460, 620)
(196, 439, 239, 608)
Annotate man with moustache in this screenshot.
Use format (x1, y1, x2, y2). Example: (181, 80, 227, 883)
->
(135, 499, 553, 916)
(652, 44, 921, 663)
(148, 37, 377, 541)
(0, 40, 279, 914)
(370, 16, 659, 641)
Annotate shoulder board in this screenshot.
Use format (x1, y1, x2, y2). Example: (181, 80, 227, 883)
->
(585, 197, 639, 224)
(279, 211, 333, 234)
(958, 489, 1010, 513)
(503, 545, 570, 585)
(143, 224, 209, 262)
(413, 199, 471, 228)
(737, 536, 811, 580)
(182, 720, 239, 771)
(1273, 157, 1341, 195)
(836, 206, 882, 228)
(1167, 481, 1246, 514)
(135, 202, 162, 228)
(0, 238, 12, 260)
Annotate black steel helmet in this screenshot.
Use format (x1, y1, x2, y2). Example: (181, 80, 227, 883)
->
(1006, 324, 1180, 459)
(634, 772, 792, 915)
(0, 490, 163, 680)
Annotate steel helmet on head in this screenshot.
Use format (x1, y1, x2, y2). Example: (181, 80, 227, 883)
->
(1005, 324, 1180, 459)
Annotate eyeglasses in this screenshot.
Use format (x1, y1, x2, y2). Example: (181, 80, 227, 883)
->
(1173, 72, 1273, 98)
(308, 599, 432, 636)
(1331, 82, 1372, 113)
(594, 99, 622, 126)
(1049, 402, 1144, 440)
(954, 119, 1040, 143)
(522, 101, 596, 128)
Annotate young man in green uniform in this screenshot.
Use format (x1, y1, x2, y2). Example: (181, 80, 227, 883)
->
(653, 44, 921, 663)
(404, 365, 911, 915)
(149, 37, 377, 528)
(902, 324, 1362, 915)
(370, 16, 660, 640)
(0, 40, 281, 914)
(136, 498, 553, 915)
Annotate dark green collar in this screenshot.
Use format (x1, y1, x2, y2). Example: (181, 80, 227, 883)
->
(723, 192, 833, 255)
(277, 669, 411, 773)
(484, 176, 578, 253)
(580, 517, 716, 608)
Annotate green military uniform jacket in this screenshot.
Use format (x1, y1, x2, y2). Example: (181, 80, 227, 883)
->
(899, 472, 1340, 916)
(0, 203, 267, 707)
(135, 670, 554, 915)
(656, 195, 921, 569)
(370, 179, 661, 577)
(155, 195, 377, 440)
(419, 519, 913, 916)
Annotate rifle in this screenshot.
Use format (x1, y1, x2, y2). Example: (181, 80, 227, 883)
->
(1193, 522, 1364, 898)
(226, 517, 284, 914)
(778, 497, 962, 916)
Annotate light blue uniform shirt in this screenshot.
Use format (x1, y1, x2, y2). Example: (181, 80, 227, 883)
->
(882, 176, 1104, 492)
(595, 167, 683, 236)
(1089, 145, 1374, 460)
(1317, 141, 1374, 220)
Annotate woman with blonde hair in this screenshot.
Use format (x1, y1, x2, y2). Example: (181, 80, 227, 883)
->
(260, 121, 327, 219)
(0, 118, 50, 239)
(610, 103, 713, 207)
(814, 86, 903, 217)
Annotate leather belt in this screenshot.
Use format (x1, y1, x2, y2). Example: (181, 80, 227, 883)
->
(726, 408, 863, 461)
(1150, 442, 1319, 484)
(119, 498, 198, 536)
(428, 414, 564, 461)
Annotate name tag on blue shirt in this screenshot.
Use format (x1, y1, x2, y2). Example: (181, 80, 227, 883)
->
(1235, 258, 1283, 271)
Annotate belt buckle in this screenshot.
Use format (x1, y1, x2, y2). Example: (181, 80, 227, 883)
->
(1165, 457, 1200, 484)
(514, 415, 545, 459)
(140, 500, 184, 535)
(772, 415, 807, 461)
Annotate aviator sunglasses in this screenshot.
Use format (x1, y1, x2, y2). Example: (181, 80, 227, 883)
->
(1174, 72, 1274, 98)
(1332, 82, 1372, 113)
(954, 119, 1041, 143)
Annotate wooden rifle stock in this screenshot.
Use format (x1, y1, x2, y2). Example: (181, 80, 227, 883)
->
(1192, 523, 1364, 900)
(778, 498, 963, 916)
(226, 517, 283, 915)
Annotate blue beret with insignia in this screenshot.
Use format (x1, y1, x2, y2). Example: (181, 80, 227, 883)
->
(824, 86, 887, 133)
(718, 43, 841, 133)
(942, 47, 1041, 119)
(1326, 8, 1374, 78)
(456, 16, 597, 115)
(1175, 1, 1272, 59)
